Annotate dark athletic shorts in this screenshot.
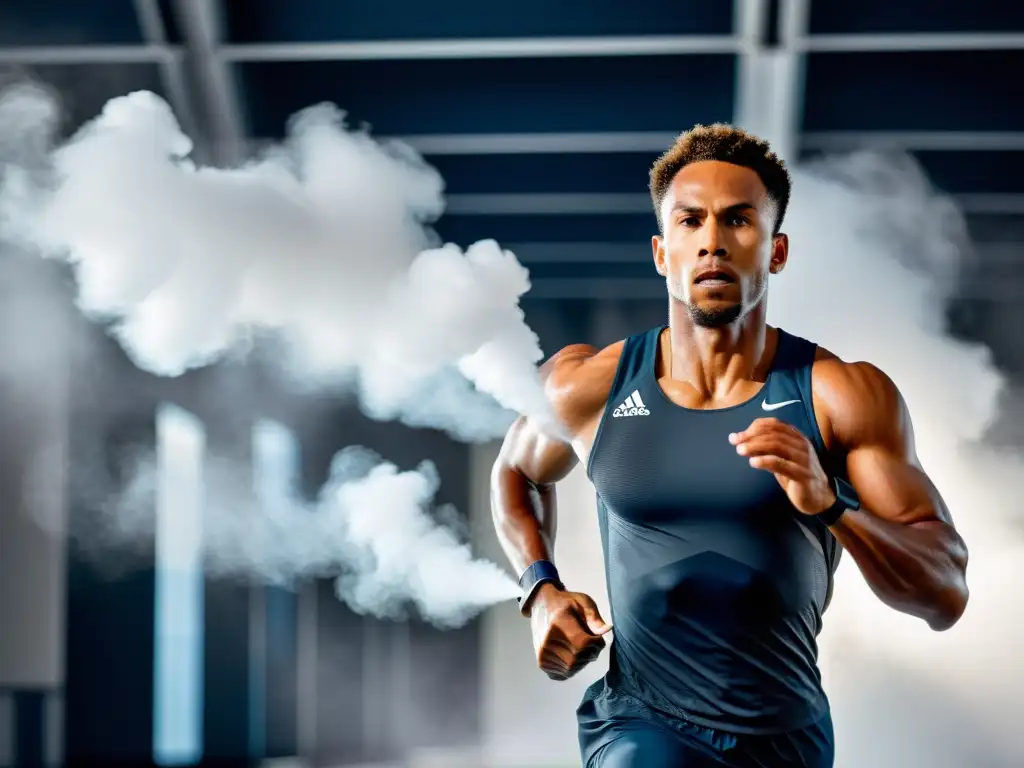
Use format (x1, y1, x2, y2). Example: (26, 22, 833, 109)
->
(577, 678, 834, 768)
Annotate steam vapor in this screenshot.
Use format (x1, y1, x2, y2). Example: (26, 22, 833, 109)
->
(1, 85, 553, 438)
(752, 151, 1024, 767)
(101, 442, 513, 629)
(754, 155, 1020, 766)
(0, 83, 530, 626)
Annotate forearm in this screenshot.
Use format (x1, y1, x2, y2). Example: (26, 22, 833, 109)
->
(831, 509, 969, 630)
(490, 463, 557, 575)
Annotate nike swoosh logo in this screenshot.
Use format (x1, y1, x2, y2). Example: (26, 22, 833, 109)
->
(761, 399, 800, 411)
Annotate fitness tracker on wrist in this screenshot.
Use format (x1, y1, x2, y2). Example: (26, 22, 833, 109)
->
(517, 560, 563, 615)
(816, 476, 860, 526)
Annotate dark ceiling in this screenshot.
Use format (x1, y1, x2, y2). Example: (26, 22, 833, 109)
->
(2, 0, 1023, 370)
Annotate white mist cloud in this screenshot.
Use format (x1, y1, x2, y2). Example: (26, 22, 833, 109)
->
(89, 443, 517, 628)
(0, 85, 554, 441)
(0, 84, 529, 627)
(768, 153, 1022, 767)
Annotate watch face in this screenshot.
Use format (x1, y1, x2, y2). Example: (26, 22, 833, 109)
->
(834, 477, 860, 511)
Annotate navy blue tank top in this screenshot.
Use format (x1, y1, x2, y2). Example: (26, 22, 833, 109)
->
(586, 327, 841, 734)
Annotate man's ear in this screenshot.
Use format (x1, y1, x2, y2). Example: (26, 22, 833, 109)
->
(768, 233, 789, 274)
(653, 235, 667, 276)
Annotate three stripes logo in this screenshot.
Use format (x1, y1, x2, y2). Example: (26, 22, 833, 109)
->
(612, 389, 650, 418)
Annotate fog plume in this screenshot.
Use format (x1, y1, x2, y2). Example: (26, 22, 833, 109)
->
(0, 83, 529, 626)
(0, 85, 551, 440)
(768, 152, 1022, 767)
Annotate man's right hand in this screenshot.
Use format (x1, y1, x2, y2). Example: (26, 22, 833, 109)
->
(527, 583, 612, 681)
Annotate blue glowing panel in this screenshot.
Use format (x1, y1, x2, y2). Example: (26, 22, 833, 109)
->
(153, 404, 205, 766)
(224, 0, 733, 43)
(251, 420, 301, 759)
(253, 420, 301, 508)
(237, 55, 736, 138)
(803, 51, 1024, 132)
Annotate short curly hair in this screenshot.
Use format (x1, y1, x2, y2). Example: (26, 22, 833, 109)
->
(649, 123, 791, 234)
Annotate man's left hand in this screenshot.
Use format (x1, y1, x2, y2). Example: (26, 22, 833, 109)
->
(729, 417, 836, 516)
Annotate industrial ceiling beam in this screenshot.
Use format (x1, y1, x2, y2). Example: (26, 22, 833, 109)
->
(802, 131, 1024, 152)
(729, 0, 810, 163)
(445, 192, 1024, 217)
(217, 31, 1024, 63)
(169, 0, 246, 166)
(798, 31, 1024, 52)
(0, 45, 173, 64)
(131, 0, 198, 147)
(445, 193, 651, 216)
(393, 130, 1024, 156)
(3, 30, 1022, 68)
(775, 0, 813, 164)
(733, 0, 772, 140)
(394, 131, 677, 155)
(219, 35, 741, 62)
(504, 243, 649, 264)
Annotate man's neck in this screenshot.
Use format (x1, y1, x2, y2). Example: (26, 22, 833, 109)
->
(663, 298, 776, 400)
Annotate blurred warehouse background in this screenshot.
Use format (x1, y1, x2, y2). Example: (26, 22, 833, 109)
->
(0, 1, 1022, 767)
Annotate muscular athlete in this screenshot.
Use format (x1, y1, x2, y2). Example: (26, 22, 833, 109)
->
(491, 125, 969, 767)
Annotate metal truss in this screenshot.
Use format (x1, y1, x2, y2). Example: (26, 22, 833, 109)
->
(5, 29, 1022, 65)
(444, 192, 1024, 217)
(167, 0, 246, 166)
(130, 0, 197, 146)
(219, 34, 739, 60)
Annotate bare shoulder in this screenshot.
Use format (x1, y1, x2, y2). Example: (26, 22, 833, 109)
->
(542, 340, 625, 434)
(811, 346, 909, 450)
(495, 340, 624, 486)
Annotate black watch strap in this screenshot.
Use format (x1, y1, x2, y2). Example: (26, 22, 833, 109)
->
(816, 476, 860, 526)
(517, 560, 563, 615)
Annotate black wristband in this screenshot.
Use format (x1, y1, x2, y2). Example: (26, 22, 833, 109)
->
(517, 560, 563, 615)
(816, 476, 860, 526)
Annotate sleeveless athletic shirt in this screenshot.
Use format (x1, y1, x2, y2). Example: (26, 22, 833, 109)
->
(586, 326, 842, 735)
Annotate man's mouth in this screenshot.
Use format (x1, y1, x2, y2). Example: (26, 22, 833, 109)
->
(694, 270, 736, 286)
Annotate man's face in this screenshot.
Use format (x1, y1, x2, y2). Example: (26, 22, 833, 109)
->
(652, 160, 788, 328)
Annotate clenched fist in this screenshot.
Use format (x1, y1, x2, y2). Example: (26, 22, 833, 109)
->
(526, 583, 612, 681)
(729, 417, 837, 516)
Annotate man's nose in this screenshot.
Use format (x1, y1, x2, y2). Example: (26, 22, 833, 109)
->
(698, 245, 728, 258)
(698, 220, 728, 259)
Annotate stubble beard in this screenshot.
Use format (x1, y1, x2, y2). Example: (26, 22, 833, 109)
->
(687, 301, 744, 328)
(669, 271, 767, 329)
